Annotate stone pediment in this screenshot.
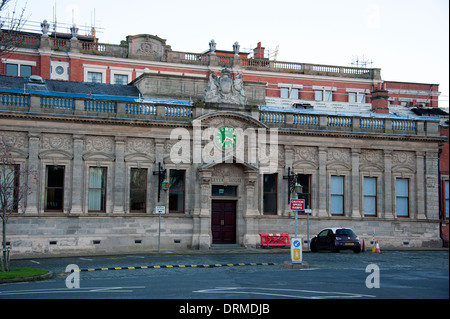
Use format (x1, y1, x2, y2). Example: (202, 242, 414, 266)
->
(193, 111, 267, 130)
(198, 155, 259, 172)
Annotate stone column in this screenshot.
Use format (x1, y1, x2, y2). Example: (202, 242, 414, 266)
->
(70, 135, 84, 215)
(415, 152, 426, 219)
(26, 133, 41, 215)
(243, 169, 258, 247)
(383, 150, 394, 219)
(351, 149, 361, 218)
(317, 147, 328, 217)
(196, 169, 212, 249)
(425, 152, 440, 220)
(112, 137, 126, 213)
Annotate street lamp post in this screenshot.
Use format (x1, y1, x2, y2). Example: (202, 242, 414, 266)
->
(294, 182, 303, 238)
(284, 167, 303, 238)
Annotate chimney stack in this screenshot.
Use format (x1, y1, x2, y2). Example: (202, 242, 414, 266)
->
(253, 42, 265, 59)
(371, 82, 390, 114)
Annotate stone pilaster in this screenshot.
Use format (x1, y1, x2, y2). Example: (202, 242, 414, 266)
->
(26, 133, 40, 215)
(415, 152, 426, 219)
(351, 149, 361, 218)
(113, 136, 126, 213)
(70, 135, 84, 215)
(317, 147, 328, 217)
(383, 150, 394, 219)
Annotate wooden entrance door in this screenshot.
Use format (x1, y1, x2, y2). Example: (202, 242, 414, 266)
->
(211, 200, 236, 244)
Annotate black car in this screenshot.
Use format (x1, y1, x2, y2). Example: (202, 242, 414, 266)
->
(310, 227, 361, 253)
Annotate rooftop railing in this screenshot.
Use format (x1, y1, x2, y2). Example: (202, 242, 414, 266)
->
(7, 31, 380, 79)
(0, 91, 439, 137)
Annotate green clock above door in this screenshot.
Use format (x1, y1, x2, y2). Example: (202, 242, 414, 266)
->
(216, 126, 236, 149)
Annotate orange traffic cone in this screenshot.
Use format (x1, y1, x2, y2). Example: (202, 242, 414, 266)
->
(362, 239, 366, 252)
(375, 240, 381, 253)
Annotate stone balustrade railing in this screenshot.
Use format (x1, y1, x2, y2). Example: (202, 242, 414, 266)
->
(8, 32, 380, 79)
(1, 90, 440, 137)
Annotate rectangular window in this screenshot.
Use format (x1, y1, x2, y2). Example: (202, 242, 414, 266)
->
(445, 180, 449, 219)
(87, 71, 102, 83)
(324, 90, 332, 101)
(331, 175, 344, 215)
(129, 168, 147, 212)
(358, 93, 366, 103)
(6, 64, 18, 76)
(212, 185, 237, 197)
(263, 173, 277, 214)
(363, 177, 377, 216)
(0, 164, 19, 212)
(280, 87, 289, 99)
(6, 64, 33, 77)
(169, 170, 185, 213)
(114, 74, 128, 85)
(290, 88, 299, 99)
(45, 165, 65, 211)
(396, 178, 409, 217)
(349, 92, 356, 103)
(314, 90, 323, 101)
(88, 167, 107, 212)
(20, 65, 32, 77)
(349, 92, 366, 103)
(297, 174, 311, 211)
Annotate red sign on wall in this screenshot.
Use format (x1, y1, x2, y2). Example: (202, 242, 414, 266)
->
(290, 199, 305, 211)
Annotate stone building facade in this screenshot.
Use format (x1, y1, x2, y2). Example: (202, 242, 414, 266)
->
(0, 22, 447, 256)
(0, 73, 444, 258)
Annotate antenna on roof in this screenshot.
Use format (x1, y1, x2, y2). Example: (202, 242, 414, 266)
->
(53, 2, 57, 35)
(350, 55, 373, 68)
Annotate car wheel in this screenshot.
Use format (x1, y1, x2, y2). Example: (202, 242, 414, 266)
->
(353, 247, 361, 253)
(310, 243, 318, 252)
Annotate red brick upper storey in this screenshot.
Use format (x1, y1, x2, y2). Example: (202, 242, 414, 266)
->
(0, 29, 441, 109)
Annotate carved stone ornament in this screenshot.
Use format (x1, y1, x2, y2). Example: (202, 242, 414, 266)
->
(204, 68, 247, 105)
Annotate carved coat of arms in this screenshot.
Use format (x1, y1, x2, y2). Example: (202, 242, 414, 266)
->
(204, 68, 247, 105)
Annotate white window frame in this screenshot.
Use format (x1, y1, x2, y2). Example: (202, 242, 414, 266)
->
(346, 88, 369, 103)
(395, 178, 409, 217)
(110, 66, 133, 85)
(313, 86, 336, 102)
(363, 176, 377, 216)
(277, 84, 303, 100)
(83, 64, 107, 84)
(330, 175, 344, 215)
(2, 58, 36, 76)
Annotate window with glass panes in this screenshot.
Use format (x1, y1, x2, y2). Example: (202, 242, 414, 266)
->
(87, 71, 102, 83)
(129, 168, 147, 212)
(169, 170, 185, 213)
(45, 165, 65, 211)
(0, 164, 19, 212)
(445, 181, 449, 219)
(88, 167, 107, 212)
(331, 175, 344, 215)
(263, 173, 277, 214)
(114, 74, 128, 85)
(297, 174, 311, 211)
(363, 177, 377, 216)
(280, 87, 289, 98)
(396, 178, 409, 217)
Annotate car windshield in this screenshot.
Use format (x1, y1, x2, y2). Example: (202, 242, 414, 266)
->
(336, 229, 356, 236)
